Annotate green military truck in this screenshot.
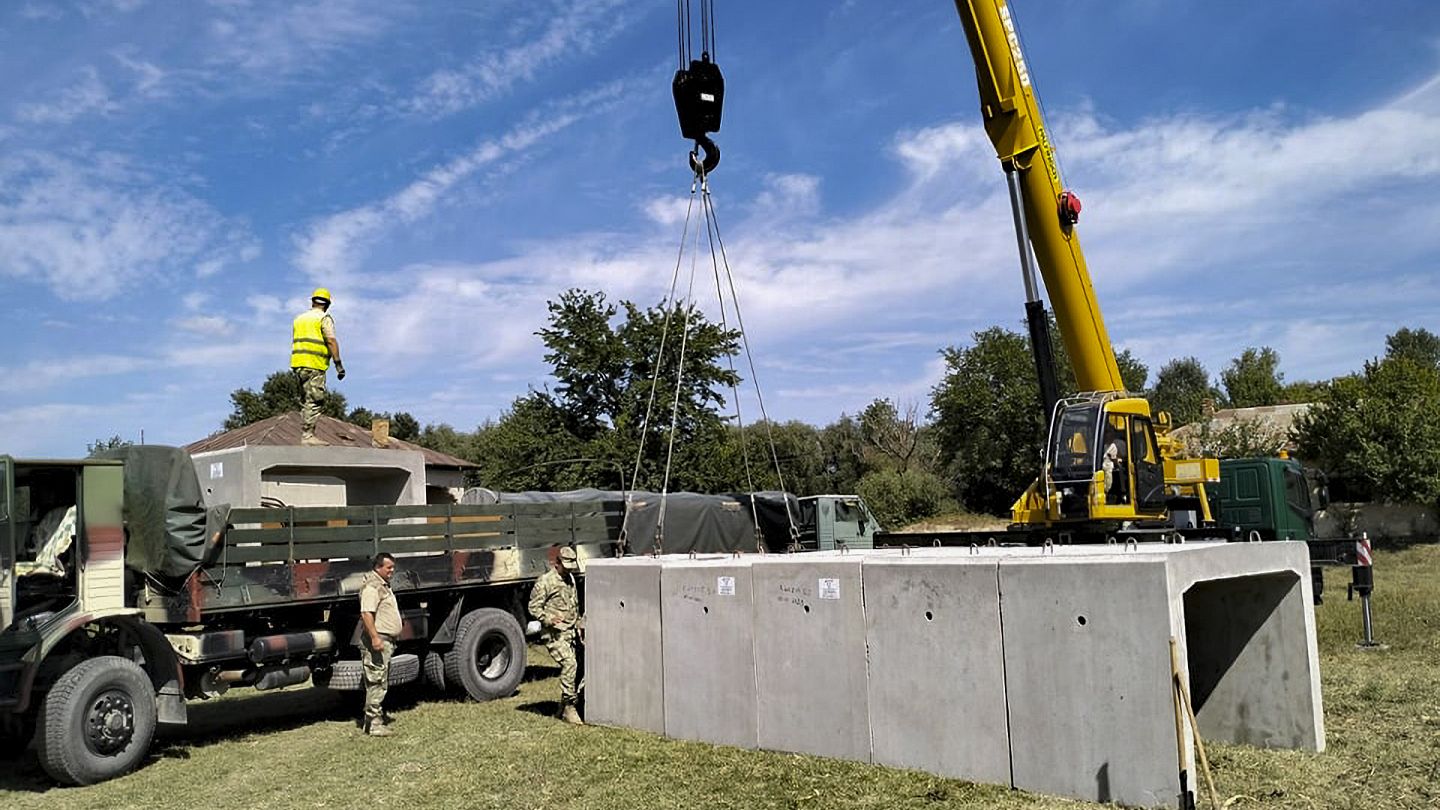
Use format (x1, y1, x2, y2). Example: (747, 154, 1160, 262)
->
(0, 446, 619, 785)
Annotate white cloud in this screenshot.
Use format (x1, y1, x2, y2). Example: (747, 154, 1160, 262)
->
(0, 151, 260, 301)
(203, 0, 404, 77)
(15, 68, 118, 124)
(294, 79, 633, 280)
(405, 0, 643, 117)
(175, 315, 233, 335)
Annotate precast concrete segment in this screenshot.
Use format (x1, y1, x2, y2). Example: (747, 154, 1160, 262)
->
(999, 556, 1183, 808)
(660, 556, 758, 748)
(1166, 542, 1324, 752)
(862, 555, 1011, 785)
(751, 555, 871, 762)
(583, 556, 665, 733)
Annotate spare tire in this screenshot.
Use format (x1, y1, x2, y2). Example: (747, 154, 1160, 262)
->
(443, 608, 526, 701)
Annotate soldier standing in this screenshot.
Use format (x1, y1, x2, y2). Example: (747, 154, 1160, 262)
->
(358, 552, 400, 736)
(529, 546, 584, 725)
(290, 287, 345, 446)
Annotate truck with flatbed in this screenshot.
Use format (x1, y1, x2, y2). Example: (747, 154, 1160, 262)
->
(0, 445, 619, 785)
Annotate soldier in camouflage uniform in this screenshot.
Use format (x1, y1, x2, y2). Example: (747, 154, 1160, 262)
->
(529, 546, 584, 725)
(359, 553, 400, 736)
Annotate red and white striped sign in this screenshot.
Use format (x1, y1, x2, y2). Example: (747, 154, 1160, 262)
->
(1356, 532, 1373, 567)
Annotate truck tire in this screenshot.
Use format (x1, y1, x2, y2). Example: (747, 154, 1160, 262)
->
(443, 608, 525, 702)
(423, 650, 448, 692)
(36, 656, 157, 786)
(323, 654, 420, 691)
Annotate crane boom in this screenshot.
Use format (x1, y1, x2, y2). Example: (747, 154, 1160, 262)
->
(953, 0, 1124, 393)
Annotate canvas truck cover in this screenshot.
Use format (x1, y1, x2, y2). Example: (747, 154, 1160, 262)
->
(97, 445, 230, 582)
(462, 488, 800, 555)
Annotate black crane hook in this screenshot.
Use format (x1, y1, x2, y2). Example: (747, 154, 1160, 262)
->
(673, 52, 724, 174)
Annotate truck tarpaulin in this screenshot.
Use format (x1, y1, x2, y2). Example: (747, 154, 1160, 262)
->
(462, 488, 800, 555)
(97, 445, 231, 582)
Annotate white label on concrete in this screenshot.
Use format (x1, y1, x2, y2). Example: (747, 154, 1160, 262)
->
(209, 462, 224, 479)
(717, 576, 735, 596)
(818, 577, 840, 600)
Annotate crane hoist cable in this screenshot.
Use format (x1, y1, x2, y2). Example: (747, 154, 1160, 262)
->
(621, 172, 801, 553)
(673, 0, 723, 174)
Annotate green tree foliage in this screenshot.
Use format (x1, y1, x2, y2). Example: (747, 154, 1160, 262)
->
(859, 399, 940, 474)
(1116, 349, 1149, 393)
(1384, 326, 1440, 370)
(224, 370, 348, 429)
(1222, 347, 1284, 408)
(1184, 418, 1289, 459)
(346, 408, 421, 441)
(1280, 379, 1328, 404)
(473, 290, 743, 493)
(856, 468, 958, 529)
(1293, 354, 1440, 503)
(930, 327, 1046, 516)
(1151, 357, 1220, 426)
(86, 435, 133, 457)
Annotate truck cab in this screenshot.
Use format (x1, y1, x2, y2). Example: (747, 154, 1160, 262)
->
(1209, 457, 1322, 542)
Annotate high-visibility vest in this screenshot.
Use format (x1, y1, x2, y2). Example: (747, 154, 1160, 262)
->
(291, 309, 330, 370)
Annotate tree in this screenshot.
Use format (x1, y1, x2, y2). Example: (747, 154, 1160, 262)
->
(86, 435, 132, 457)
(1384, 326, 1440, 370)
(1184, 418, 1289, 459)
(856, 468, 958, 529)
(1151, 357, 1220, 426)
(1221, 347, 1284, 408)
(469, 289, 743, 494)
(1116, 349, 1149, 394)
(347, 408, 421, 441)
(930, 327, 1047, 515)
(858, 399, 940, 475)
(225, 370, 348, 429)
(1280, 379, 1328, 404)
(1293, 356, 1440, 503)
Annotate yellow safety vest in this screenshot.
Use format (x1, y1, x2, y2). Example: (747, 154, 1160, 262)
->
(291, 309, 330, 370)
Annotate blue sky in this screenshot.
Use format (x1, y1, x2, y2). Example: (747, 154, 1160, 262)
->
(2, 0, 1438, 458)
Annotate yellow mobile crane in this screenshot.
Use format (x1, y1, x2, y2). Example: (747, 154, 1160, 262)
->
(952, 0, 1220, 540)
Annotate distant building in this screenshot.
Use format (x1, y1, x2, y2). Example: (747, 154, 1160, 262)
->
(185, 412, 474, 507)
(1169, 403, 1313, 456)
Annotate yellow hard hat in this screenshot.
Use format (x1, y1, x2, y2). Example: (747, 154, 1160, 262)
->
(311, 287, 331, 303)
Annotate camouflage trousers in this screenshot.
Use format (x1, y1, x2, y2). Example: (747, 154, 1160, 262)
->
(361, 638, 395, 722)
(294, 367, 327, 435)
(544, 631, 582, 704)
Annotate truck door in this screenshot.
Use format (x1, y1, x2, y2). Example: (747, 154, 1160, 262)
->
(1130, 417, 1166, 512)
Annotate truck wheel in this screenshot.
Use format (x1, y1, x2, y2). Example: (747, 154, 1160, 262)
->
(37, 656, 157, 786)
(423, 650, 448, 692)
(323, 654, 420, 691)
(443, 608, 525, 701)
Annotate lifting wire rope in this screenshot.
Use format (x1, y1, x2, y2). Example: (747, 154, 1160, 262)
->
(618, 2, 801, 554)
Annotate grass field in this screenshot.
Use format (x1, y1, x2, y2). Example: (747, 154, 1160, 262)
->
(3, 545, 1436, 810)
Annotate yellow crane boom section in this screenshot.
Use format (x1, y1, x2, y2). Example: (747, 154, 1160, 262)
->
(953, 0, 1125, 393)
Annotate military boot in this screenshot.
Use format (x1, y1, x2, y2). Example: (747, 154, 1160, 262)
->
(301, 433, 329, 446)
(364, 718, 393, 737)
(561, 702, 584, 726)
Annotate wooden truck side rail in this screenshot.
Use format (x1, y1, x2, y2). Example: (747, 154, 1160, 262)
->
(138, 500, 624, 623)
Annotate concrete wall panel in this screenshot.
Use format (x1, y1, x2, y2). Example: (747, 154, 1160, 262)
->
(1000, 558, 1182, 808)
(660, 557, 757, 748)
(583, 557, 665, 733)
(751, 556, 870, 761)
(863, 556, 1010, 785)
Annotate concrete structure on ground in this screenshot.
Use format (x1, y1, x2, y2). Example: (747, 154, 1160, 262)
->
(186, 412, 475, 505)
(584, 556, 665, 733)
(584, 542, 1323, 809)
(658, 555, 758, 748)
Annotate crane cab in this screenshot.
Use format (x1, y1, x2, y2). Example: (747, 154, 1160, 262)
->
(1011, 393, 1218, 531)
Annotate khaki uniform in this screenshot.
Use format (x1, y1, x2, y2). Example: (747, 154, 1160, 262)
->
(359, 571, 402, 724)
(529, 567, 582, 704)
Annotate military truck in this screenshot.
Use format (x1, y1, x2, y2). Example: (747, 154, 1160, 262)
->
(0, 446, 619, 785)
